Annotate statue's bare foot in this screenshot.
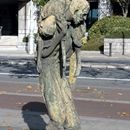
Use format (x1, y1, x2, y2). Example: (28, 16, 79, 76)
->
(46, 121, 64, 130)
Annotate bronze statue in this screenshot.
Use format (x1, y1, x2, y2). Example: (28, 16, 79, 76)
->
(36, 0, 90, 130)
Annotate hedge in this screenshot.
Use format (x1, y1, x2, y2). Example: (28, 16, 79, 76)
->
(83, 16, 130, 51)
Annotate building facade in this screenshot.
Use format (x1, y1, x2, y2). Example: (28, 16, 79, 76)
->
(87, 0, 130, 29)
(87, 0, 112, 29)
(0, 0, 128, 53)
(0, 0, 37, 54)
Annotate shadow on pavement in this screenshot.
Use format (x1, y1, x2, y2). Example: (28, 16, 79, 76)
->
(22, 102, 49, 130)
(0, 61, 38, 78)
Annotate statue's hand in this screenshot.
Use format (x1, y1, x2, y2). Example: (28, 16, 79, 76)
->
(74, 63, 81, 77)
(37, 61, 42, 74)
(74, 49, 82, 77)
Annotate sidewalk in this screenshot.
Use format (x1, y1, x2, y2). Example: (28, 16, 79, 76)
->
(0, 50, 130, 130)
(1, 108, 130, 130)
(0, 50, 130, 68)
(0, 50, 130, 59)
(80, 51, 130, 68)
(0, 80, 130, 130)
(81, 51, 130, 59)
(0, 50, 34, 58)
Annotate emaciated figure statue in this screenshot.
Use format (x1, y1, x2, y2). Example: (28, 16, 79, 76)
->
(36, 0, 90, 130)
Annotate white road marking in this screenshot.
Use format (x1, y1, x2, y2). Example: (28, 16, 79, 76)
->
(0, 72, 130, 82)
(0, 72, 39, 77)
(78, 76, 130, 82)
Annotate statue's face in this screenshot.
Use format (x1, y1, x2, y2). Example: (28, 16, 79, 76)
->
(73, 8, 88, 24)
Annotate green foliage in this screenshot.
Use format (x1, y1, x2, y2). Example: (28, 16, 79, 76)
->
(86, 16, 130, 50)
(81, 37, 87, 50)
(106, 28, 130, 38)
(22, 36, 29, 43)
(32, 0, 48, 6)
(81, 36, 104, 51)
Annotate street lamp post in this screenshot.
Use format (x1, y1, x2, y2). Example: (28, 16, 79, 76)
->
(28, 0, 35, 54)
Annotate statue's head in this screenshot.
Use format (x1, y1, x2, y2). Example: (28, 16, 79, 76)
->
(69, 0, 90, 24)
(38, 15, 56, 37)
(41, 0, 69, 19)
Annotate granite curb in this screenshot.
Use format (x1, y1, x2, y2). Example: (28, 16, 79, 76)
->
(81, 62, 130, 69)
(1, 60, 130, 70)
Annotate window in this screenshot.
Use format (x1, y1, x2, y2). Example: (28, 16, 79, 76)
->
(86, 2, 98, 29)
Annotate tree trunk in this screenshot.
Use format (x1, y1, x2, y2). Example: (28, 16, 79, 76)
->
(123, 10, 128, 17)
(122, 5, 129, 17)
(118, 1, 130, 17)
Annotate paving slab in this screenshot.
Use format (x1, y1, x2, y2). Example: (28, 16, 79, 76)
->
(0, 109, 130, 130)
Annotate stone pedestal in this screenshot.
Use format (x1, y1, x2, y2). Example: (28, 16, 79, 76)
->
(104, 38, 130, 56)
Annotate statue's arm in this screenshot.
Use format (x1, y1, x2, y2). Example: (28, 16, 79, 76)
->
(74, 47, 81, 76)
(37, 36, 43, 73)
(71, 25, 85, 48)
(71, 25, 85, 76)
(42, 21, 67, 58)
(61, 40, 66, 78)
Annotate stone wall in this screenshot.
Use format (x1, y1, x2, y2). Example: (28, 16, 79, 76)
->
(104, 38, 130, 56)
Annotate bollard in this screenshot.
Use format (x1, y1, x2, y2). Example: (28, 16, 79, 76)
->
(109, 43, 112, 56)
(0, 26, 2, 39)
(122, 42, 125, 55)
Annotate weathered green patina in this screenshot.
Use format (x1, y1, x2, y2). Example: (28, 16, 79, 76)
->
(36, 0, 90, 130)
